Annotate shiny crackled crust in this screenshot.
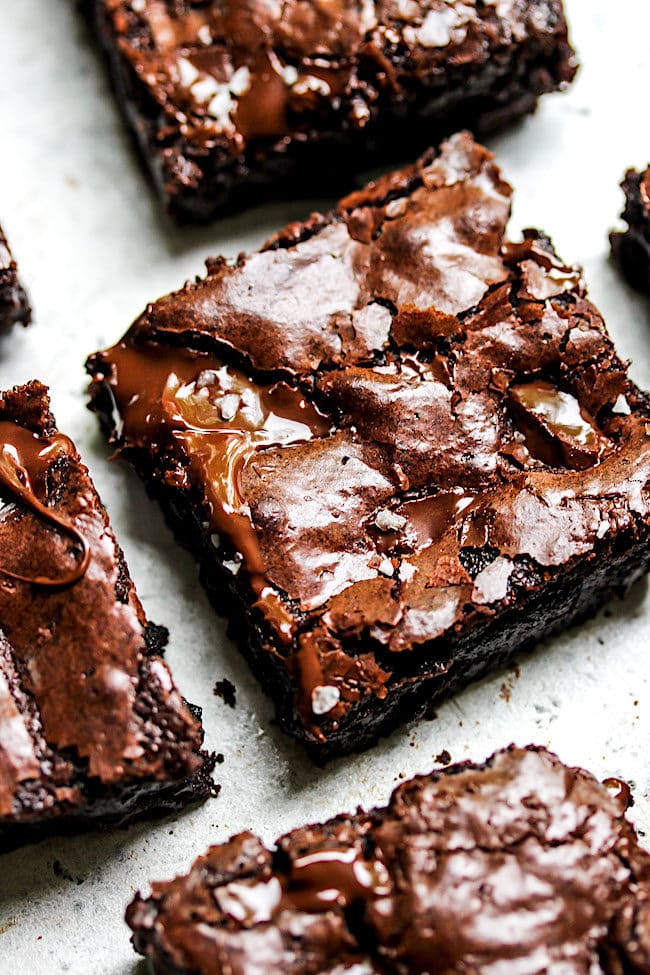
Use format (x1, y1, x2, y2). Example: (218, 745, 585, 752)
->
(90, 0, 576, 221)
(126, 746, 650, 975)
(0, 226, 31, 328)
(0, 382, 214, 852)
(611, 166, 650, 295)
(87, 133, 650, 759)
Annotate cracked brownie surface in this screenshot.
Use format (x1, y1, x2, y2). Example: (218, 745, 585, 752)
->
(126, 746, 650, 975)
(87, 133, 650, 758)
(90, 0, 576, 220)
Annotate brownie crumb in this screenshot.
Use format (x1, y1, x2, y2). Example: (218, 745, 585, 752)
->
(213, 679, 237, 708)
(52, 860, 84, 886)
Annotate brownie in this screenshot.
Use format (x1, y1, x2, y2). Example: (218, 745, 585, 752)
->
(610, 166, 650, 295)
(87, 133, 650, 761)
(0, 381, 214, 852)
(0, 226, 31, 328)
(89, 0, 577, 222)
(127, 745, 650, 975)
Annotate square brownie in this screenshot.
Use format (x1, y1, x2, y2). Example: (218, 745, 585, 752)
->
(90, 0, 576, 221)
(611, 166, 650, 295)
(87, 133, 650, 760)
(0, 382, 214, 852)
(0, 225, 31, 328)
(126, 746, 650, 975)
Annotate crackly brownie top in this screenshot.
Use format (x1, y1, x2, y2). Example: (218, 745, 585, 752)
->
(127, 746, 650, 975)
(88, 133, 650, 740)
(100, 0, 575, 153)
(0, 382, 205, 822)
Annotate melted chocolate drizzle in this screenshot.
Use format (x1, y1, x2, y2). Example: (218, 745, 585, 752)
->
(215, 844, 392, 927)
(0, 423, 90, 588)
(95, 340, 331, 603)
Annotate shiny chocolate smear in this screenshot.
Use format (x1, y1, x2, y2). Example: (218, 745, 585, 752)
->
(399, 492, 476, 551)
(215, 844, 392, 927)
(371, 491, 476, 555)
(0, 423, 89, 587)
(509, 380, 608, 470)
(97, 340, 331, 587)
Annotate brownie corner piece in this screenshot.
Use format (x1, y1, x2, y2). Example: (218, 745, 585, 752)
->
(89, 0, 576, 221)
(0, 380, 214, 852)
(125, 746, 650, 975)
(0, 226, 31, 328)
(610, 165, 650, 295)
(87, 132, 650, 761)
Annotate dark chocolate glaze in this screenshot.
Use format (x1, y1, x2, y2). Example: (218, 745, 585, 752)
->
(0, 226, 31, 329)
(87, 134, 650, 757)
(611, 164, 650, 294)
(0, 382, 213, 851)
(90, 0, 577, 220)
(126, 746, 650, 975)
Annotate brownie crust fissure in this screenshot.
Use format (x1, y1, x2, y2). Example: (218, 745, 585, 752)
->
(87, 133, 650, 761)
(126, 746, 650, 975)
(0, 226, 31, 328)
(90, 0, 577, 221)
(611, 166, 650, 295)
(0, 382, 214, 852)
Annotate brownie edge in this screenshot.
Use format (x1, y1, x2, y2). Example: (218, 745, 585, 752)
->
(0, 226, 31, 328)
(611, 166, 650, 294)
(126, 746, 650, 975)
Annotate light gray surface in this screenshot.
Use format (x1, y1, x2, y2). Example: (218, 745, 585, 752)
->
(0, 0, 649, 971)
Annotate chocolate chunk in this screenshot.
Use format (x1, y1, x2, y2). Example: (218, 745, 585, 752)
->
(509, 379, 609, 469)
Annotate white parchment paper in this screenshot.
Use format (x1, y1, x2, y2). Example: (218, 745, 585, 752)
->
(0, 1, 648, 971)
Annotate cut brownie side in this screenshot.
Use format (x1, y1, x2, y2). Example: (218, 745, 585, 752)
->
(87, 134, 650, 760)
(90, 0, 577, 221)
(0, 382, 213, 852)
(126, 746, 650, 975)
(0, 226, 31, 328)
(611, 166, 650, 294)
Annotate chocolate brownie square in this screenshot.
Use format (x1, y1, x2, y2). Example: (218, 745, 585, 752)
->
(89, 0, 577, 221)
(87, 133, 650, 760)
(126, 746, 650, 975)
(0, 382, 214, 851)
